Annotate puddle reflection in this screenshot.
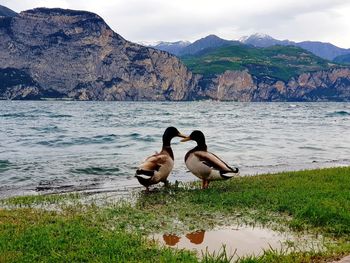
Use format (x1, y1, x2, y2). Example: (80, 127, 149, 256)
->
(154, 226, 322, 259)
(186, 230, 205, 244)
(163, 230, 205, 246)
(163, 234, 181, 246)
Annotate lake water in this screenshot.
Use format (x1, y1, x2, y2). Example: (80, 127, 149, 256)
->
(1, 101, 350, 198)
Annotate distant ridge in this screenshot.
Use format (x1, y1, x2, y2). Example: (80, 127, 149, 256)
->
(334, 54, 350, 65)
(150, 35, 241, 56)
(240, 33, 350, 60)
(239, 33, 294, 47)
(179, 34, 240, 56)
(152, 33, 350, 61)
(152, 41, 190, 56)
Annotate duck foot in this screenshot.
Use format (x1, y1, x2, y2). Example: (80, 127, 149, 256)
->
(201, 180, 209, 189)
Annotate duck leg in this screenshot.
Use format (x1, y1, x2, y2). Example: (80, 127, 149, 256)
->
(163, 180, 170, 187)
(201, 180, 209, 189)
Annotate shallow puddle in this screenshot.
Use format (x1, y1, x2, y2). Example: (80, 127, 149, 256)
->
(152, 225, 322, 260)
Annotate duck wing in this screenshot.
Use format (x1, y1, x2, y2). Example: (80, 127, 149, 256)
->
(194, 151, 238, 173)
(136, 153, 168, 176)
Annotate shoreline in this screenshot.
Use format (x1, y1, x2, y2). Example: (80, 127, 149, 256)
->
(1, 166, 350, 262)
(1, 160, 349, 200)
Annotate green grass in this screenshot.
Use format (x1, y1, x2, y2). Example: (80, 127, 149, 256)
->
(0, 193, 82, 207)
(1, 167, 350, 262)
(138, 167, 350, 236)
(181, 45, 339, 81)
(0, 208, 198, 262)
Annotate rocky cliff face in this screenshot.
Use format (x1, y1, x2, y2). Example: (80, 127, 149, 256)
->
(197, 68, 350, 101)
(0, 8, 197, 100)
(1, 7, 350, 102)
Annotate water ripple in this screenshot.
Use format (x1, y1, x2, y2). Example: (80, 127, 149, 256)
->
(326, 111, 350, 117)
(37, 134, 118, 147)
(1, 101, 350, 197)
(71, 166, 120, 176)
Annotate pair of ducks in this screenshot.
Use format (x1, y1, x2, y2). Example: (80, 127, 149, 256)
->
(135, 127, 239, 190)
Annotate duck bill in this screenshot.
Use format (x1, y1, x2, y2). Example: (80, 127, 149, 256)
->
(178, 133, 188, 139)
(180, 136, 191, 142)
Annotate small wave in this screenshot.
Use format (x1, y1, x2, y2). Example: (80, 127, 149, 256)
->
(326, 111, 350, 117)
(71, 166, 120, 176)
(0, 112, 72, 118)
(299, 146, 325, 151)
(37, 134, 118, 147)
(95, 113, 118, 118)
(0, 160, 13, 173)
(49, 114, 73, 118)
(128, 133, 156, 142)
(0, 112, 35, 118)
(31, 125, 64, 133)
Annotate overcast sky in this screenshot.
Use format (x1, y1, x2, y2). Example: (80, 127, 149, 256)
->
(2, 0, 350, 48)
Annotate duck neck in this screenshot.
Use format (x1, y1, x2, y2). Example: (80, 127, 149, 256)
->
(162, 144, 174, 160)
(185, 143, 207, 162)
(162, 137, 174, 160)
(195, 143, 207, 151)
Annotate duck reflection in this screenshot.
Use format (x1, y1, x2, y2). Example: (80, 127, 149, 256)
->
(162, 234, 180, 246)
(186, 230, 205, 244)
(162, 230, 206, 246)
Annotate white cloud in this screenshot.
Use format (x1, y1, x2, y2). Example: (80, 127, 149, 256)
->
(2, 0, 350, 48)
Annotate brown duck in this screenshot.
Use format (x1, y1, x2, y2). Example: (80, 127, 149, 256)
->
(181, 130, 239, 189)
(135, 127, 186, 191)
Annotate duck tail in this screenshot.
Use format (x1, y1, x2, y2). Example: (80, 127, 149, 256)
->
(135, 169, 155, 187)
(220, 167, 239, 179)
(136, 169, 154, 177)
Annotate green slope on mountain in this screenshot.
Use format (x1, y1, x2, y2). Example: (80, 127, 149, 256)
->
(181, 45, 339, 81)
(334, 54, 350, 65)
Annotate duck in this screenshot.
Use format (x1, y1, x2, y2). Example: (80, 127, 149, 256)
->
(181, 130, 239, 189)
(135, 127, 186, 191)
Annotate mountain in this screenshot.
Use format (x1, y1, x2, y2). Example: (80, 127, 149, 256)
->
(0, 5, 17, 17)
(240, 33, 350, 60)
(182, 45, 334, 81)
(151, 35, 240, 56)
(239, 33, 293, 47)
(179, 34, 240, 56)
(334, 54, 350, 65)
(296, 41, 350, 61)
(182, 45, 350, 101)
(152, 41, 190, 56)
(1, 7, 349, 102)
(193, 67, 350, 102)
(0, 8, 197, 100)
(154, 33, 350, 60)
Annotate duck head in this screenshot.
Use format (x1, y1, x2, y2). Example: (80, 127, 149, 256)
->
(181, 130, 207, 148)
(162, 127, 187, 146)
